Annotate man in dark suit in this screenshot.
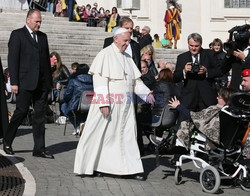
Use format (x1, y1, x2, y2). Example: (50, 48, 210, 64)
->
(103, 17, 141, 70)
(221, 28, 250, 89)
(3, 9, 54, 159)
(138, 26, 153, 50)
(173, 33, 220, 122)
(0, 57, 8, 140)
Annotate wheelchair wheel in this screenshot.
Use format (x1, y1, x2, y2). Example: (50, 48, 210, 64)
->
(174, 167, 182, 185)
(239, 170, 250, 191)
(200, 166, 221, 193)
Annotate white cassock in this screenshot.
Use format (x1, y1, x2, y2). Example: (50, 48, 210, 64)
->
(74, 43, 150, 175)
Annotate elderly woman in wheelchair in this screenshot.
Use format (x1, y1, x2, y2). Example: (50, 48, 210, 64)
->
(150, 87, 237, 153)
(152, 88, 250, 193)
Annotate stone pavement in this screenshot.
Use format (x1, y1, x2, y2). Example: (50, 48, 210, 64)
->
(1, 102, 250, 196)
(1, 120, 250, 196)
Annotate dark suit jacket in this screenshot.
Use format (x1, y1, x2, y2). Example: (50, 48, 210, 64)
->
(221, 49, 250, 89)
(138, 33, 153, 50)
(103, 37, 141, 70)
(140, 70, 156, 90)
(151, 81, 180, 116)
(8, 26, 52, 91)
(173, 48, 219, 109)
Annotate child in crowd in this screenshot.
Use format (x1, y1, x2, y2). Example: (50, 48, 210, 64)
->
(161, 33, 170, 49)
(55, 0, 63, 17)
(70, 62, 79, 74)
(153, 34, 162, 48)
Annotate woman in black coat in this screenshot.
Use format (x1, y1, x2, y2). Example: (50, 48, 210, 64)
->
(151, 69, 180, 118)
(48, 51, 70, 116)
(211, 38, 228, 90)
(50, 51, 70, 89)
(137, 68, 180, 155)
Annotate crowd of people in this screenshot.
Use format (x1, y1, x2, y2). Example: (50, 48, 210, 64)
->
(31, 1, 180, 49)
(30, 0, 121, 31)
(1, 1, 250, 184)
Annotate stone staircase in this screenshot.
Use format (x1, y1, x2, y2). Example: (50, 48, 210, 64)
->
(0, 9, 184, 70)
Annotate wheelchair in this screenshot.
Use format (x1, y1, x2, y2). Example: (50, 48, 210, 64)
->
(173, 92, 250, 193)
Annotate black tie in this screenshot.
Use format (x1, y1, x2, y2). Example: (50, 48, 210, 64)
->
(32, 31, 37, 42)
(194, 54, 199, 64)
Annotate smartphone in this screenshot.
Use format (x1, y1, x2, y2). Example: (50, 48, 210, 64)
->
(50, 57, 55, 65)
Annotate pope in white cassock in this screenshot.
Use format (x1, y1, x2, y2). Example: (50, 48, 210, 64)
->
(74, 28, 154, 180)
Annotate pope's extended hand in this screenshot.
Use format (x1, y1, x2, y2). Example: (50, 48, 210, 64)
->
(100, 106, 110, 118)
(146, 91, 155, 104)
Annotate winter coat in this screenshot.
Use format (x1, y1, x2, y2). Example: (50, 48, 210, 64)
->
(151, 81, 180, 116)
(52, 64, 70, 87)
(63, 68, 93, 115)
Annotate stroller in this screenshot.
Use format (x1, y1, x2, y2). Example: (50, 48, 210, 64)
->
(174, 92, 250, 193)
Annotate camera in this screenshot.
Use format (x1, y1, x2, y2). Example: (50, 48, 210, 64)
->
(224, 24, 250, 52)
(190, 62, 201, 74)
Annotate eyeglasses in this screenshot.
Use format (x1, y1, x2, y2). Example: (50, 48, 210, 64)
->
(123, 40, 131, 43)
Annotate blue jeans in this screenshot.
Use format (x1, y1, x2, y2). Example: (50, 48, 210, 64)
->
(66, 0, 74, 21)
(61, 103, 87, 129)
(137, 113, 160, 124)
(46, 2, 54, 13)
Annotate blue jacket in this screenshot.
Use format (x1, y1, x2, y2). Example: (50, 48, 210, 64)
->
(63, 68, 93, 115)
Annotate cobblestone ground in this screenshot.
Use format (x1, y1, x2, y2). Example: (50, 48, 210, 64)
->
(3, 104, 250, 196)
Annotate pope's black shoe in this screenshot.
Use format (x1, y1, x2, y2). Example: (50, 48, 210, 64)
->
(3, 144, 14, 155)
(94, 171, 103, 177)
(133, 174, 145, 181)
(33, 151, 54, 159)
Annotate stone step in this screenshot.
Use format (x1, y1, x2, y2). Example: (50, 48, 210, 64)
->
(0, 50, 182, 70)
(0, 15, 70, 22)
(0, 46, 103, 55)
(1, 49, 101, 57)
(0, 9, 184, 70)
(0, 25, 107, 33)
(0, 56, 95, 69)
(0, 13, 104, 30)
(0, 37, 108, 46)
(0, 30, 111, 36)
(0, 12, 103, 29)
(0, 19, 105, 28)
(0, 42, 182, 58)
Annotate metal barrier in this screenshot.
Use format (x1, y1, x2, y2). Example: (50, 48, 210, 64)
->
(29, 0, 48, 11)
